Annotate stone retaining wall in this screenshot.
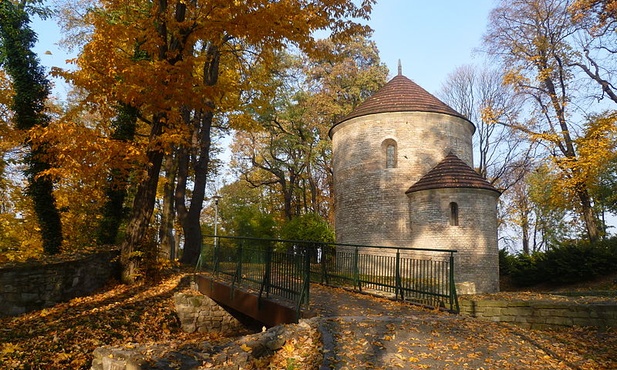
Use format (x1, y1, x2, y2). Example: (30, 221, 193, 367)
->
(459, 298, 617, 329)
(174, 291, 246, 335)
(0, 250, 120, 317)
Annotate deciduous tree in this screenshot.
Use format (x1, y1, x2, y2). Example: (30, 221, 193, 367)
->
(569, 0, 617, 105)
(68, 0, 375, 281)
(232, 36, 387, 223)
(438, 64, 531, 189)
(484, 0, 603, 241)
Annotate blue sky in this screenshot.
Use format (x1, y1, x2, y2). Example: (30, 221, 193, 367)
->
(370, 0, 495, 93)
(32, 1, 496, 97)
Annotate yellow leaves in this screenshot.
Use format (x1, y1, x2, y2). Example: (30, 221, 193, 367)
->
(281, 340, 295, 355)
(240, 343, 252, 352)
(1, 343, 20, 355)
(480, 106, 503, 126)
(502, 68, 527, 89)
(394, 352, 420, 363)
(0, 273, 205, 369)
(0, 204, 44, 263)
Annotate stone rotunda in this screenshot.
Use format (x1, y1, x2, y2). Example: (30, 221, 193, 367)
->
(328, 68, 501, 294)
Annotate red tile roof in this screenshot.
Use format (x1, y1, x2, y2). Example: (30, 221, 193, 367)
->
(405, 153, 500, 195)
(330, 74, 472, 135)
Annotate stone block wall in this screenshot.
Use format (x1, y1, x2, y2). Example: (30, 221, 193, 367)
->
(331, 111, 475, 247)
(459, 298, 617, 329)
(408, 188, 500, 294)
(0, 250, 120, 317)
(174, 292, 245, 335)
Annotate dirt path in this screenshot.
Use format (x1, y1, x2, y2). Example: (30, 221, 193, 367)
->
(306, 284, 617, 369)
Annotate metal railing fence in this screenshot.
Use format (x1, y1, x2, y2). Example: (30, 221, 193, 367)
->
(196, 235, 459, 319)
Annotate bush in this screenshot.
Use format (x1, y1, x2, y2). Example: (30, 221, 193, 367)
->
(542, 243, 595, 284)
(499, 237, 617, 287)
(542, 238, 617, 284)
(498, 248, 515, 276)
(509, 252, 547, 287)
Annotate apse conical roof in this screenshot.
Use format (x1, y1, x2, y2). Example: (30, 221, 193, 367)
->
(405, 152, 500, 195)
(330, 73, 472, 137)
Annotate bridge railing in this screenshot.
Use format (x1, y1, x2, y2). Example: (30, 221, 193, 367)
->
(196, 236, 459, 318)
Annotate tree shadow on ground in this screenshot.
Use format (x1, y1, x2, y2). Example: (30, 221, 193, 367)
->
(0, 273, 229, 369)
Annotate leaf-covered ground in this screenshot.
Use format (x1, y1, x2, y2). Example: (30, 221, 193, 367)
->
(309, 285, 617, 369)
(0, 272, 223, 369)
(317, 315, 616, 369)
(1, 272, 616, 369)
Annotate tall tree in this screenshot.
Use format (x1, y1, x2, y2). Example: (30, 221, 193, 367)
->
(232, 36, 388, 223)
(96, 103, 138, 245)
(69, 0, 375, 281)
(0, 0, 62, 254)
(483, 0, 602, 241)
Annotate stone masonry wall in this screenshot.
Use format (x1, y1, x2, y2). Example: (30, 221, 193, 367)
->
(331, 111, 475, 247)
(459, 298, 617, 329)
(0, 250, 120, 317)
(408, 188, 500, 294)
(174, 291, 245, 336)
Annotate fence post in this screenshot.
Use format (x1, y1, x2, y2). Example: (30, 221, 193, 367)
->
(259, 243, 272, 306)
(303, 245, 311, 305)
(213, 238, 220, 276)
(395, 248, 402, 300)
(353, 246, 361, 291)
(231, 241, 243, 300)
(320, 243, 329, 285)
(449, 252, 459, 313)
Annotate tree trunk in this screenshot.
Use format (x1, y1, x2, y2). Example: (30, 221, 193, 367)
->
(0, 2, 63, 254)
(577, 187, 601, 242)
(521, 211, 530, 255)
(120, 115, 165, 283)
(159, 153, 177, 260)
(179, 111, 213, 265)
(178, 43, 220, 266)
(29, 152, 63, 254)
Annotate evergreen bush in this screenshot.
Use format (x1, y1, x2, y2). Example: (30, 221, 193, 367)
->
(498, 237, 617, 287)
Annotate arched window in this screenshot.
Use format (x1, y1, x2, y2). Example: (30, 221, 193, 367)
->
(449, 202, 459, 226)
(383, 139, 397, 168)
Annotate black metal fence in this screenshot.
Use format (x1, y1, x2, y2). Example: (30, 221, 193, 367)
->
(196, 235, 459, 318)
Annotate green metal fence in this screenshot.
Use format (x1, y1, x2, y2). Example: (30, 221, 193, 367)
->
(196, 235, 459, 318)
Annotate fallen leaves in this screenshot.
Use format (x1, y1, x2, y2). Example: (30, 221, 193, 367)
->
(0, 272, 217, 369)
(1, 272, 616, 369)
(312, 286, 617, 369)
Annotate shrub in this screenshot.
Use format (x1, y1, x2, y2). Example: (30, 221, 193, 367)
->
(498, 248, 516, 276)
(508, 252, 547, 287)
(501, 236, 617, 287)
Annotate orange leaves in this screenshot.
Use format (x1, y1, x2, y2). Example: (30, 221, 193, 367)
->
(309, 284, 617, 369)
(0, 272, 209, 369)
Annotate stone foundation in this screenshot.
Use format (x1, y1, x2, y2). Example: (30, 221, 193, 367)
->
(91, 318, 319, 370)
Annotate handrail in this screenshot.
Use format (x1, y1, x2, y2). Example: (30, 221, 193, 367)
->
(203, 234, 457, 253)
(197, 235, 459, 319)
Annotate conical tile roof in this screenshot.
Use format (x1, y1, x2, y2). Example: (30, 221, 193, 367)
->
(405, 152, 500, 195)
(330, 74, 471, 136)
